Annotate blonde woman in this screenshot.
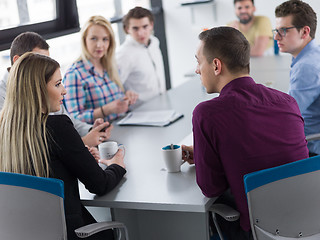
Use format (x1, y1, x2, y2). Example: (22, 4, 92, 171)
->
(63, 15, 138, 124)
(0, 52, 126, 240)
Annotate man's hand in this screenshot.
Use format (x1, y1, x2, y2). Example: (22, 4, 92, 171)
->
(182, 145, 194, 164)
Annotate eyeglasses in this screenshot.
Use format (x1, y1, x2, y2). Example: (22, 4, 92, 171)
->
(272, 26, 298, 38)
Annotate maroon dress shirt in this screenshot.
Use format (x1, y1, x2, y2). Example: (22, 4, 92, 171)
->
(193, 77, 309, 231)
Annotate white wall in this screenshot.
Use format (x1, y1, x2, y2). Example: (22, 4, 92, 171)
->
(162, 0, 320, 88)
(2, 0, 320, 88)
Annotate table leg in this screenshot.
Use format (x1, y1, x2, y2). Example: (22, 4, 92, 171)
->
(111, 208, 210, 240)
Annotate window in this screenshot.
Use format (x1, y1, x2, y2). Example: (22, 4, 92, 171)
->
(121, 0, 150, 15)
(0, 0, 56, 30)
(0, 0, 172, 86)
(0, 0, 79, 51)
(49, 0, 121, 75)
(48, 0, 151, 74)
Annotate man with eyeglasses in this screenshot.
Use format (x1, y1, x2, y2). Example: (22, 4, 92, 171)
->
(275, 0, 320, 156)
(229, 0, 273, 57)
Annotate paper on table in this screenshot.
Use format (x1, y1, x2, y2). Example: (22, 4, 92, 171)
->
(117, 110, 183, 127)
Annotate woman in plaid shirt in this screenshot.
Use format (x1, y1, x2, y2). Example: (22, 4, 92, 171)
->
(63, 15, 138, 124)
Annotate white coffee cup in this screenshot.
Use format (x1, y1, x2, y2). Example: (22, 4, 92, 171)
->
(162, 144, 183, 173)
(99, 141, 119, 160)
(98, 141, 124, 169)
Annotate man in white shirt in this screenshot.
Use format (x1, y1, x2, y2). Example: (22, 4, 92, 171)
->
(116, 7, 166, 101)
(0, 32, 111, 147)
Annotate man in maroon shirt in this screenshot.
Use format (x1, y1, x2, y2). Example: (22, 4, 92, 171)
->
(183, 27, 308, 240)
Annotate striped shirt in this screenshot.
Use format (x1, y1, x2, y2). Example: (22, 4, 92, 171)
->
(63, 59, 124, 124)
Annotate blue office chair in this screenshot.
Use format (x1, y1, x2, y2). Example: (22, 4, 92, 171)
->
(0, 172, 129, 240)
(210, 155, 320, 240)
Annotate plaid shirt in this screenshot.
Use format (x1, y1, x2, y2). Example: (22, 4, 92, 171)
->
(63, 59, 124, 124)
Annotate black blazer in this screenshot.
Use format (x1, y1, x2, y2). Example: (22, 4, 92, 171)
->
(47, 115, 126, 240)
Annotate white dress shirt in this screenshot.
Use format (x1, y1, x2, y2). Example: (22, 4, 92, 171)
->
(116, 35, 166, 101)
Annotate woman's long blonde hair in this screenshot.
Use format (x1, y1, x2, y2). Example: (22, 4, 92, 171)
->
(79, 15, 124, 91)
(0, 52, 60, 177)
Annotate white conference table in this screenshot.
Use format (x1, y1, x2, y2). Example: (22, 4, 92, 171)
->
(250, 54, 292, 93)
(80, 78, 215, 240)
(79, 54, 292, 240)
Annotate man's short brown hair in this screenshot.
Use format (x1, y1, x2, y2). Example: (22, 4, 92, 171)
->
(234, 0, 254, 5)
(275, 0, 317, 39)
(122, 7, 154, 34)
(198, 27, 250, 75)
(10, 32, 49, 65)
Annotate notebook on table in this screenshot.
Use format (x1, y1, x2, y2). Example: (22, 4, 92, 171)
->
(117, 110, 184, 127)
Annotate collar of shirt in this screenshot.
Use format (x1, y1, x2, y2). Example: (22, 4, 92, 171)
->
(220, 76, 255, 96)
(81, 58, 107, 77)
(126, 34, 154, 49)
(291, 39, 316, 68)
(81, 59, 95, 73)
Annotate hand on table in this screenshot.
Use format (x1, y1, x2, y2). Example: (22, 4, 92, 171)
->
(107, 99, 130, 114)
(125, 90, 139, 105)
(99, 149, 126, 169)
(182, 145, 194, 164)
(82, 120, 113, 147)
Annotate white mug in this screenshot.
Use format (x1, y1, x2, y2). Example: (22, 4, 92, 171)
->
(99, 141, 119, 160)
(162, 144, 183, 173)
(98, 141, 124, 169)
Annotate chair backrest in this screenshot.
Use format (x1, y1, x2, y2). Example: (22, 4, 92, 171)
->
(244, 155, 320, 240)
(0, 172, 67, 240)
